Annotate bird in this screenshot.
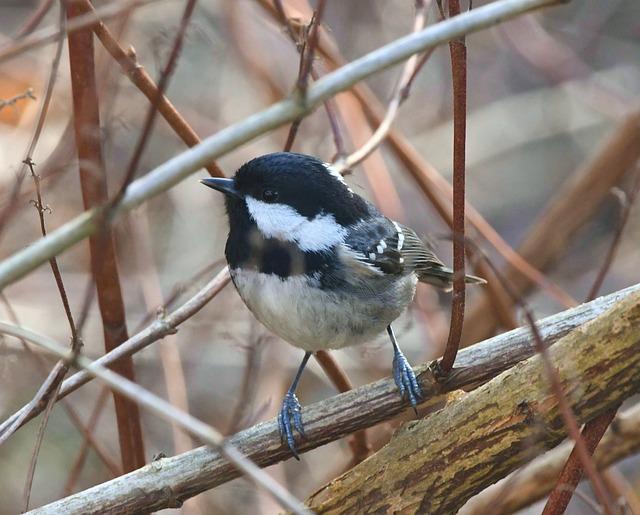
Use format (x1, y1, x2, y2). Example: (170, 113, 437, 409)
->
(201, 152, 485, 458)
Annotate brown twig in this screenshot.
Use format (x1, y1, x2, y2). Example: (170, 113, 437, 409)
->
(439, 0, 467, 373)
(464, 238, 615, 515)
(333, 0, 432, 173)
(63, 387, 111, 495)
(0, 0, 159, 63)
(0, 1, 66, 244)
(281, 0, 328, 151)
(542, 170, 640, 515)
(542, 409, 618, 515)
(0, 268, 231, 439)
(315, 350, 371, 464)
(66, 0, 145, 472)
(111, 0, 200, 204)
(14, 0, 56, 39)
(587, 172, 640, 302)
(273, 0, 345, 157)
(0, 294, 120, 476)
(72, 0, 223, 178)
(462, 107, 640, 344)
(21, 155, 84, 509)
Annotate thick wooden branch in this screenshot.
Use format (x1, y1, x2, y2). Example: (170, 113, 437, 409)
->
(305, 290, 640, 514)
(461, 402, 640, 514)
(25, 284, 638, 514)
(0, 0, 567, 290)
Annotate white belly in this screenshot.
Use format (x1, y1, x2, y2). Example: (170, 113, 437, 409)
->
(230, 268, 417, 351)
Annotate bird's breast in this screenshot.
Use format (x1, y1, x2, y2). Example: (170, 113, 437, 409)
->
(229, 267, 417, 351)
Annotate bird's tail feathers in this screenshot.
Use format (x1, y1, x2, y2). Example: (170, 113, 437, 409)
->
(417, 266, 486, 291)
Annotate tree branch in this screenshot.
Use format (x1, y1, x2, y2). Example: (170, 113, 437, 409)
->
(305, 289, 640, 513)
(461, 402, 640, 514)
(17, 283, 639, 514)
(0, 0, 568, 290)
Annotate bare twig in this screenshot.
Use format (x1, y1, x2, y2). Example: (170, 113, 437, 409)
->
(439, 0, 467, 373)
(0, 0, 159, 63)
(63, 388, 111, 495)
(111, 0, 199, 204)
(334, 0, 432, 173)
(0, 1, 66, 243)
(465, 240, 615, 515)
(72, 0, 224, 177)
(21, 153, 82, 510)
(66, 0, 145, 472)
(543, 409, 618, 515)
(0, 268, 231, 438)
(587, 172, 640, 302)
(0, 322, 311, 515)
(315, 350, 371, 463)
(280, 0, 330, 152)
(14, 0, 56, 39)
(0, 294, 119, 475)
(0, 88, 36, 110)
(542, 170, 640, 515)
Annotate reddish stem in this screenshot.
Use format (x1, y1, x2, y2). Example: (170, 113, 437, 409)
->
(439, 0, 467, 373)
(66, 0, 145, 472)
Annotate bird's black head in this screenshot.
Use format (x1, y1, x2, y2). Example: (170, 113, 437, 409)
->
(201, 152, 370, 240)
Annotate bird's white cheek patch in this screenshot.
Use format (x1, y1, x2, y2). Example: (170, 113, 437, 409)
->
(244, 196, 346, 251)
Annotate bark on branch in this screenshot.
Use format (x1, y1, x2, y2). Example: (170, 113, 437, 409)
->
(305, 290, 640, 514)
(26, 284, 639, 514)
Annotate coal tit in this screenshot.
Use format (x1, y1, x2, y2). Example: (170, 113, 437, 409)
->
(201, 152, 484, 458)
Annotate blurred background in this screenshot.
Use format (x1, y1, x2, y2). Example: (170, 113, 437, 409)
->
(0, 0, 639, 513)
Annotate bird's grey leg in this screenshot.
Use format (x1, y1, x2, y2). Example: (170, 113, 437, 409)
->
(278, 351, 312, 459)
(388, 325, 422, 412)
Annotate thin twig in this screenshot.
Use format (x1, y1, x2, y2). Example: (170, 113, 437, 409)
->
(0, 88, 36, 110)
(21, 152, 83, 510)
(0, 0, 160, 63)
(542, 170, 640, 515)
(13, 0, 56, 39)
(587, 172, 640, 302)
(0, 268, 231, 438)
(282, 0, 328, 151)
(73, 0, 223, 177)
(111, 0, 200, 205)
(334, 0, 432, 173)
(66, 0, 145, 472)
(464, 238, 615, 515)
(0, 1, 66, 243)
(315, 350, 371, 463)
(543, 409, 618, 515)
(63, 387, 111, 495)
(0, 322, 311, 515)
(439, 0, 467, 374)
(0, 294, 120, 475)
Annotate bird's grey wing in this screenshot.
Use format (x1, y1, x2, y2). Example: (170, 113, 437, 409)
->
(338, 218, 439, 273)
(338, 218, 461, 290)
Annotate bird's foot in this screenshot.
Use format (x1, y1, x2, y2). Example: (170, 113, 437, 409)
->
(277, 391, 306, 459)
(392, 349, 423, 412)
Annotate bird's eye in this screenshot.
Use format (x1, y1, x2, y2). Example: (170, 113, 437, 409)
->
(262, 189, 279, 203)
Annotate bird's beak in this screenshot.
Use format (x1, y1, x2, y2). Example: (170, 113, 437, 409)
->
(200, 177, 242, 199)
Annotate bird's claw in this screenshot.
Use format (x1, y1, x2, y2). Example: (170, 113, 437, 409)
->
(277, 391, 306, 459)
(392, 350, 423, 413)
